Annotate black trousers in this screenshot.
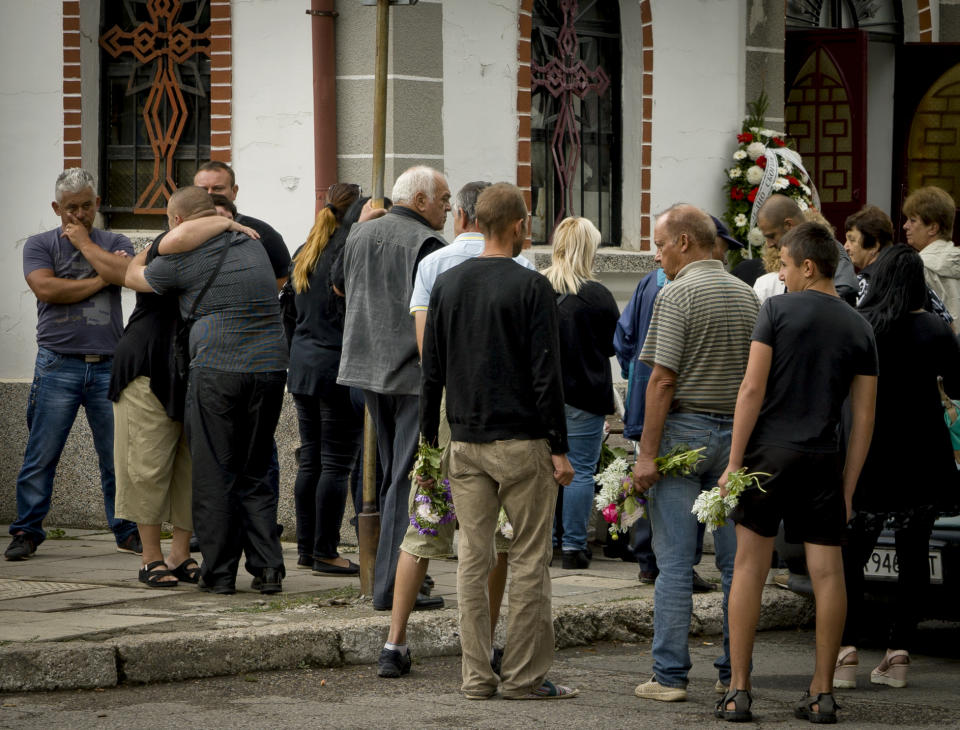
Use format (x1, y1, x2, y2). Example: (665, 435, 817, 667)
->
(186, 368, 287, 589)
(363, 390, 420, 609)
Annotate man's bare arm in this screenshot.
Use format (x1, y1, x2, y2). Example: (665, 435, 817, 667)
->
(61, 215, 131, 286)
(843, 373, 878, 520)
(633, 363, 678, 490)
(414, 310, 427, 356)
(720, 341, 772, 490)
(123, 249, 154, 293)
(158, 217, 259, 255)
(26, 269, 106, 304)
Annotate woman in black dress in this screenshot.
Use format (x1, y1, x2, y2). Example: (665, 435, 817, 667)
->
(835, 244, 960, 689)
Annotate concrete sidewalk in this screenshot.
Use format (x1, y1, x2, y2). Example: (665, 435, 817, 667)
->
(0, 526, 813, 692)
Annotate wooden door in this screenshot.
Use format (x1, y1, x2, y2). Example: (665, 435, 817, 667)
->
(785, 30, 868, 234)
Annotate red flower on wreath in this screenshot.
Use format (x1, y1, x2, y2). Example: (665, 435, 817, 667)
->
(787, 175, 801, 187)
(770, 137, 786, 147)
(737, 133, 753, 144)
(731, 187, 745, 201)
(747, 187, 759, 203)
(757, 156, 767, 169)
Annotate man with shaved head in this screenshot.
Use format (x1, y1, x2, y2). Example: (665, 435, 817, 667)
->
(631, 204, 760, 703)
(125, 186, 288, 595)
(754, 195, 858, 304)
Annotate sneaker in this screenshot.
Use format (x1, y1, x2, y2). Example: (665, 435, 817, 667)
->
(692, 569, 716, 593)
(116, 532, 143, 555)
(634, 677, 687, 702)
(4, 533, 36, 561)
(377, 647, 412, 678)
(715, 679, 729, 695)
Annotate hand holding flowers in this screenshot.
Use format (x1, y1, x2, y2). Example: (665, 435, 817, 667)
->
(408, 437, 456, 537)
(692, 466, 769, 532)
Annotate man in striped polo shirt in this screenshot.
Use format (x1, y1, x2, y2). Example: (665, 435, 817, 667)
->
(631, 204, 760, 703)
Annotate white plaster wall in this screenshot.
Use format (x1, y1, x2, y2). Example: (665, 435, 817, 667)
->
(866, 40, 895, 216)
(649, 0, 746, 223)
(231, 0, 317, 252)
(0, 0, 65, 379)
(441, 0, 519, 241)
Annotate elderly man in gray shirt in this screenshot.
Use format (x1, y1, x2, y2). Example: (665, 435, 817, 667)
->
(125, 186, 288, 596)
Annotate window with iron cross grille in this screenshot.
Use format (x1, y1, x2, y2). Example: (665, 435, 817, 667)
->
(98, 0, 212, 230)
(531, 0, 621, 245)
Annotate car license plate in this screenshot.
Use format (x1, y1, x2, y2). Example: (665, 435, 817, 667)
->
(864, 547, 943, 584)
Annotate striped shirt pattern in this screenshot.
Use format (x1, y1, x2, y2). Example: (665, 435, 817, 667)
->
(640, 259, 759, 414)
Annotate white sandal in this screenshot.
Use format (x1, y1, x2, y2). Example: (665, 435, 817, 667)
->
(871, 648, 909, 688)
(833, 645, 858, 689)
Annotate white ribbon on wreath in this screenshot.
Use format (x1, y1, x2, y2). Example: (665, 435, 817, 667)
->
(747, 147, 821, 255)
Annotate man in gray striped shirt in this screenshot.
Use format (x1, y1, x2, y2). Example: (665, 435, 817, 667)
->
(631, 204, 760, 703)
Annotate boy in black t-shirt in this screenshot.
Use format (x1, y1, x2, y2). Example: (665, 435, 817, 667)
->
(716, 222, 878, 723)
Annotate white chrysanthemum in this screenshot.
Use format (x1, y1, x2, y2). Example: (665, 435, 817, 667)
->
(746, 165, 764, 185)
(761, 128, 781, 138)
(801, 184, 811, 196)
(728, 167, 742, 180)
(416, 502, 440, 525)
(781, 161, 793, 174)
(747, 227, 765, 248)
(749, 126, 760, 134)
(773, 176, 789, 191)
(778, 165, 788, 175)
(733, 150, 747, 161)
(734, 213, 748, 228)
(797, 199, 809, 212)
(595, 457, 630, 510)
(746, 142, 766, 160)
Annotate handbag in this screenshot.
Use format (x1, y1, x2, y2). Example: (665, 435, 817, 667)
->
(173, 238, 232, 380)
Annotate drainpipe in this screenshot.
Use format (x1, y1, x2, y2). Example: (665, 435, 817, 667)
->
(308, 0, 338, 211)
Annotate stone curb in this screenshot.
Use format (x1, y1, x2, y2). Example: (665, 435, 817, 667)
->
(0, 588, 813, 692)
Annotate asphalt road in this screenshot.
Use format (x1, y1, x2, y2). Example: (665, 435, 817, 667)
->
(1, 626, 958, 729)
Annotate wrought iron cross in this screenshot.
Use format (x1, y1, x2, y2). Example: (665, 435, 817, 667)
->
(531, 0, 610, 231)
(100, 0, 211, 213)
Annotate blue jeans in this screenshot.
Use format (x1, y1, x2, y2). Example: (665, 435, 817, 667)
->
(647, 412, 737, 688)
(555, 404, 605, 552)
(10, 348, 137, 545)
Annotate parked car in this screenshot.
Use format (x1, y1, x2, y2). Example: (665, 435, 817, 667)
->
(773, 515, 960, 621)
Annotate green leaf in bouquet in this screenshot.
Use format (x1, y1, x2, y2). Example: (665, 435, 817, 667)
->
(655, 446, 706, 477)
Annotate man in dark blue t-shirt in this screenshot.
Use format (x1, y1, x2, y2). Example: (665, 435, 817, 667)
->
(5, 169, 140, 562)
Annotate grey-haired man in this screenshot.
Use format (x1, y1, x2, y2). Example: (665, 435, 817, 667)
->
(6, 169, 140, 561)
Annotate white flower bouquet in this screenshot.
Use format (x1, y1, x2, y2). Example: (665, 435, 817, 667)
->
(692, 467, 770, 533)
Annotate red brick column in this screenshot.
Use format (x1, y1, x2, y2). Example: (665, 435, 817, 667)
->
(209, 0, 233, 163)
(62, 0, 81, 169)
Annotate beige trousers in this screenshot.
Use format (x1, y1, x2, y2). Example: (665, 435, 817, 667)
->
(113, 376, 192, 530)
(447, 438, 557, 698)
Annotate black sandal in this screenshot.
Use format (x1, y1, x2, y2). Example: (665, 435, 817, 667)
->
(715, 688, 753, 722)
(170, 558, 201, 584)
(138, 560, 179, 588)
(794, 690, 839, 724)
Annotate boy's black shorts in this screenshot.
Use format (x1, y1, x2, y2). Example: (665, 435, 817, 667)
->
(730, 444, 847, 546)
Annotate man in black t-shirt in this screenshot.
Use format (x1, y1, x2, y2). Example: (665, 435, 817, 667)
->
(717, 222, 877, 723)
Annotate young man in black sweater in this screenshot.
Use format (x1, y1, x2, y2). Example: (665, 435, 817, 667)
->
(420, 182, 577, 700)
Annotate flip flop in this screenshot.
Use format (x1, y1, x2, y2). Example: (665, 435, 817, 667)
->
(506, 679, 579, 700)
(170, 558, 201, 584)
(138, 560, 179, 588)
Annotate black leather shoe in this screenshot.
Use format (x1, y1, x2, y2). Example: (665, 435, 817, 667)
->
(377, 647, 412, 678)
(198, 580, 236, 595)
(561, 549, 591, 569)
(259, 568, 283, 594)
(420, 573, 435, 596)
(413, 592, 444, 611)
(692, 569, 716, 593)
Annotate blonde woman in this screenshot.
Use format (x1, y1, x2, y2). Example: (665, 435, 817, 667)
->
(287, 184, 374, 574)
(542, 217, 620, 568)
